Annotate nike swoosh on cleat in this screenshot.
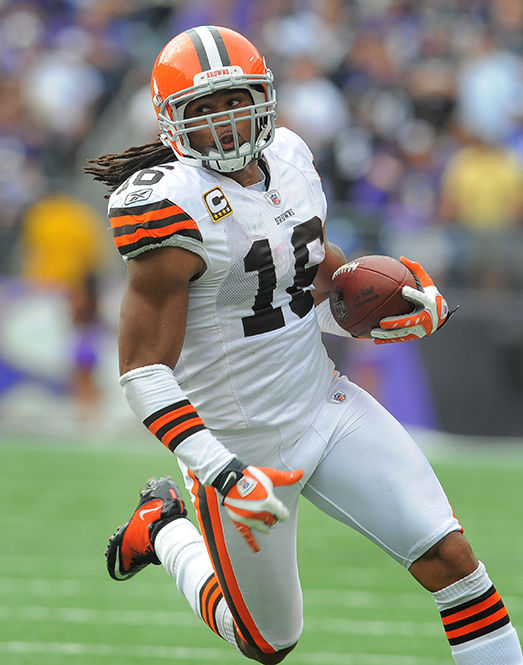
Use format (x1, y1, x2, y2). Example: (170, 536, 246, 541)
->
(113, 546, 127, 580)
(139, 506, 159, 521)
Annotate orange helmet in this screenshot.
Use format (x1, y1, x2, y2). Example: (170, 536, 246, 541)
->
(151, 26, 277, 173)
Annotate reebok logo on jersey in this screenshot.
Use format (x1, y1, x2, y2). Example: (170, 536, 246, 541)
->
(203, 187, 233, 222)
(329, 390, 347, 403)
(124, 188, 153, 205)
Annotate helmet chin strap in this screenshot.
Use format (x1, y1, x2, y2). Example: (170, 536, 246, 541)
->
(202, 144, 256, 174)
(160, 133, 251, 172)
(160, 133, 172, 148)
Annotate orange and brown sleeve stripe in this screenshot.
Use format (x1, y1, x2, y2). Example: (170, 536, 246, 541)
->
(440, 585, 510, 645)
(143, 400, 205, 451)
(109, 199, 202, 256)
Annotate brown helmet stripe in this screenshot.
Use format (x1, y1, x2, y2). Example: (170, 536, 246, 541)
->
(207, 26, 231, 66)
(185, 26, 232, 71)
(186, 28, 210, 71)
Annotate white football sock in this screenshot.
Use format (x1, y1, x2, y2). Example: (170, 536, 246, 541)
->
(432, 562, 523, 664)
(155, 518, 238, 650)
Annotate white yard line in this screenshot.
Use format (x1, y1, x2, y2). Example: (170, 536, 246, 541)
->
(2, 576, 521, 607)
(0, 604, 440, 636)
(0, 604, 197, 626)
(0, 640, 451, 664)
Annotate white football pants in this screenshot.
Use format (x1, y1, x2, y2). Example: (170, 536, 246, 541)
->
(179, 373, 460, 651)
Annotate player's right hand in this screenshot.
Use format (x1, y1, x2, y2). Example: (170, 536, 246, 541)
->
(371, 257, 453, 344)
(213, 462, 303, 553)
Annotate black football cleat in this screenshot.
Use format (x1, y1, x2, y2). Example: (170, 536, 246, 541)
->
(105, 476, 187, 581)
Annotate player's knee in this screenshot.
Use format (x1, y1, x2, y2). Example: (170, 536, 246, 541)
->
(409, 530, 479, 592)
(260, 644, 297, 665)
(235, 633, 298, 664)
(256, 643, 297, 665)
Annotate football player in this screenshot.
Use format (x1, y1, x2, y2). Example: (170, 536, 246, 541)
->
(86, 26, 522, 665)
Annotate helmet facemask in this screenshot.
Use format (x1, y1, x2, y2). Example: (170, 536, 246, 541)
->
(156, 68, 277, 173)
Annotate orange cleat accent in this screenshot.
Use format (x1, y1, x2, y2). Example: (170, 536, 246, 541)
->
(105, 477, 187, 580)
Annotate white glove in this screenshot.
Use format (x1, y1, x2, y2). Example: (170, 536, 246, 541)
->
(213, 461, 303, 552)
(371, 256, 454, 344)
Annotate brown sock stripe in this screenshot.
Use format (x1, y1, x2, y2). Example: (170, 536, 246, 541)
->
(199, 573, 222, 636)
(440, 586, 510, 645)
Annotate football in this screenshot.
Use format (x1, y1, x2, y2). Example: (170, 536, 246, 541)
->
(329, 255, 417, 338)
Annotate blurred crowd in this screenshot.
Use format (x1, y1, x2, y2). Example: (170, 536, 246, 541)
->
(1, 0, 523, 290)
(1, 0, 522, 432)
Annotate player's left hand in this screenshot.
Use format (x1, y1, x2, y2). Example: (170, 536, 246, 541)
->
(221, 465, 303, 553)
(371, 256, 455, 344)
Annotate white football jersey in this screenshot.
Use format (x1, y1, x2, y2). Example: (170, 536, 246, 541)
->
(108, 127, 335, 434)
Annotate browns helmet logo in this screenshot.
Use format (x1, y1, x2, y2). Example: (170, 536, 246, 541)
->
(150, 26, 277, 173)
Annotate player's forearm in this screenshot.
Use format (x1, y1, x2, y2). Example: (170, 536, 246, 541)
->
(315, 298, 354, 337)
(312, 240, 347, 304)
(121, 363, 235, 484)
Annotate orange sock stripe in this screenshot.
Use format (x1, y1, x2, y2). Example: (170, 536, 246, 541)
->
(445, 607, 509, 641)
(189, 471, 275, 654)
(199, 574, 222, 635)
(440, 586, 511, 646)
(199, 574, 215, 627)
(206, 585, 223, 635)
(442, 590, 502, 626)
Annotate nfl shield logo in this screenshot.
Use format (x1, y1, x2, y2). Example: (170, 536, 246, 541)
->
(265, 190, 282, 206)
(237, 476, 257, 497)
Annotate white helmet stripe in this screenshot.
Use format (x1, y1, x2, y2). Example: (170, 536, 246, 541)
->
(207, 26, 232, 66)
(192, 26, 229, 70)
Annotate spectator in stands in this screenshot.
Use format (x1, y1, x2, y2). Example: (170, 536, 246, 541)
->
(1, 0, 523, 293)
(438, 133, 523, 288)
(20, 193, 107, 418)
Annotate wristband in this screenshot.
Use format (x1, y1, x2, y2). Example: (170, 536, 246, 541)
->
(120, 364, 234, 485)
(212, 458, 247, 497)
(315, 297, 353, 337)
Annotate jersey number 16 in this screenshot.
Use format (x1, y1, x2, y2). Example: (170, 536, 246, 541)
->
(242, 217, 323, 337)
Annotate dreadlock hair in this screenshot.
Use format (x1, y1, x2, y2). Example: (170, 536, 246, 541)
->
(84, 138, 175, 198)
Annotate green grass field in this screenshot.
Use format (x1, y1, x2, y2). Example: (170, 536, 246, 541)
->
(1, 437, 522, 665)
